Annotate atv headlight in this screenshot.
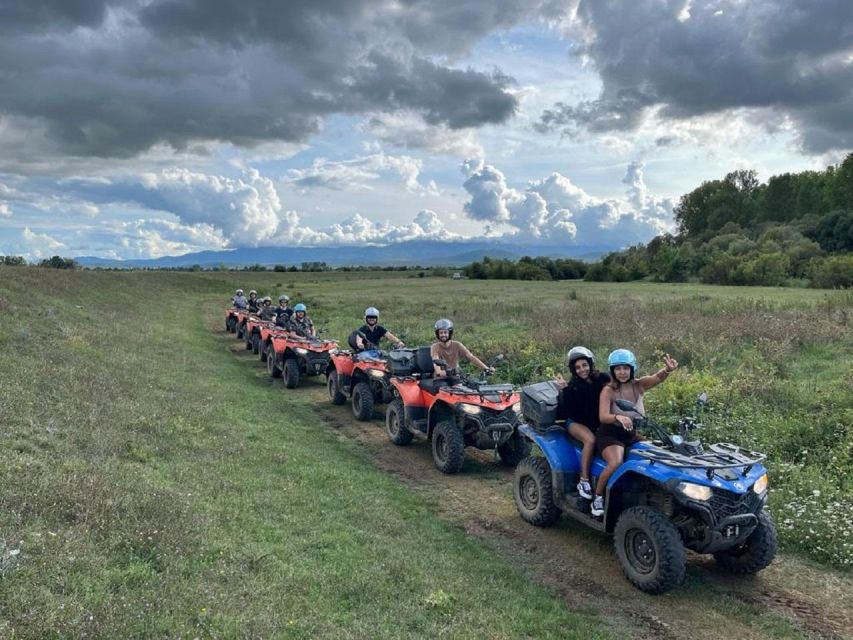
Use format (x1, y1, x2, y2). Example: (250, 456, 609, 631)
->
(459, 403, 481, 415)
(511, 401, 522, 413)
(295, 348, 308, 355)
(752, 474, 768, 495)
(368, 368, 386, 378)
(677, 482, 712, 501)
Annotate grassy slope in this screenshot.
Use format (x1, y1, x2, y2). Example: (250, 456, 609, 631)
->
(0, 268, 612, 638)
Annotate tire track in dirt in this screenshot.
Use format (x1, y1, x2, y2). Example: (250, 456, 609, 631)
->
(225, 338, 853, 640)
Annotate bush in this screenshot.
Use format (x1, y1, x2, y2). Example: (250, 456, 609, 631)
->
(810, 254, 853, 288)
(38, 255, 77, 269)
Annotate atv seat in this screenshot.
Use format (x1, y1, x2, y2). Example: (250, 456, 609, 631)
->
(419, 378, 452, 394)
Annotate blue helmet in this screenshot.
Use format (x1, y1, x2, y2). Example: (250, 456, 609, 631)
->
(607, 349, 637, 374)
(294, 303, 307, 312)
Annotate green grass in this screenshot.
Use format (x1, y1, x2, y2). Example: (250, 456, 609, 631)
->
(0, 267, 613, 638)
(1, 267, 851, 636)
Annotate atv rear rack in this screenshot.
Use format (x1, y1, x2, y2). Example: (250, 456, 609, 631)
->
(631, 442, 766, 479)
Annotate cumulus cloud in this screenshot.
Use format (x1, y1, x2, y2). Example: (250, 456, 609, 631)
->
(0, 0, 548, 163)
(285, 153, 434, 194)
(461, 157, 674, 246)
(0, 202, 10, 217)
(540, 0, 853, 153)
(20, 227, 66, 259)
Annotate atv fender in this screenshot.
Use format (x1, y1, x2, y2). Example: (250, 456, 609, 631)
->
(427, 401, 455, 438)
(518, 424, 580, 474)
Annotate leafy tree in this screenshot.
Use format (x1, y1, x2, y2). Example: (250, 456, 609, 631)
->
(38, 255, 78, 269)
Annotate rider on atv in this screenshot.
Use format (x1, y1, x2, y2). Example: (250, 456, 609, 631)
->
(350, 307, 404, 359)
(287, 303, 315, 338)
(232, 289, 248, 309)
(258, 296, 276, 321)
(247, 290, 260, 312)
(274, 295, 293, 327)
(431, 318, 493, 379)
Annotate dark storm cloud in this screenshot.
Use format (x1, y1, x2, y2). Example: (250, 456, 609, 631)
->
(0, 0, 550, 161)
(0, 0, 111, 31)
(540, 0, 853, 153)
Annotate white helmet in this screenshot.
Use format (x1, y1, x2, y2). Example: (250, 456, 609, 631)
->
(364, 307, 380, 320)
(235, 288, 244, 295)
(278, 294, 290, 303)
(249, 289, 257, 296)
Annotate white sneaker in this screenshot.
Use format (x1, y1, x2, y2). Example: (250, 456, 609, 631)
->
(577, 478, 593, 499)
(591, 495, 604, 517)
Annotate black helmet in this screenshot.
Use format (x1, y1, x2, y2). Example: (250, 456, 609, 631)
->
(434, 318, 454, 340)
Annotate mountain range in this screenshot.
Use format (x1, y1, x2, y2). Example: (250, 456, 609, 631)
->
(76, 240, 609, 268)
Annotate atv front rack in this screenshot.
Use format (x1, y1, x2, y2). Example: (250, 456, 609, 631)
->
(631, 442, 766, 479)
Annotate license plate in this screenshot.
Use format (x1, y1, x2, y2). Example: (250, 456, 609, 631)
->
(724, 524, 740, 538)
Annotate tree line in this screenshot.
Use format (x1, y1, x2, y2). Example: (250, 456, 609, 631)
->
(582, 153, 853, 288)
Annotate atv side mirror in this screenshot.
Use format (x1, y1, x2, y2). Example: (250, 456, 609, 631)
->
(614, 399, 642, 415)
(492, 353, 505, 364)
(697, 392, 708, 407)
(433, 358, 448, 370)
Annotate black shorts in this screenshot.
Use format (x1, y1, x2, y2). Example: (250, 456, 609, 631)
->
(595, 424, 641, 456)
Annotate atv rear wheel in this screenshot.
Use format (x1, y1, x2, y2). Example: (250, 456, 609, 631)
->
(352, 381, 374, 420)
(614, 506, 685, 594)
(497, 431, 532, 467)
(513, 456, 561, 527)
(432, 419, 464, 474)
(328, 371, 346, 405)
(267, 350, 282, 378)
(283, 357, 300, 388)
(713, 509, 778, 574)
(252, 333, 260, 354)
(386, 399, 412, 445)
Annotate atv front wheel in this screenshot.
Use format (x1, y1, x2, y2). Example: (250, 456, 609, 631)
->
(267, 351, 282, 378)
(236, 323, 244, 339)
(386, 399, 413, 445)
(252, 333, 260, 354)
(227, 316, 236, 333)
(260, 341, 269, 363)
(328, 371, 346, 405)
(497, 431, 532, 467)
(614, 506, 685, 594)
(513, 456, 561, 527)
(713, 509, 778, 574)
(283, 357, 300, 389)
(432, 420, 464, 474)
(352, 381, 375, 420)
(244, 331, 253, 350)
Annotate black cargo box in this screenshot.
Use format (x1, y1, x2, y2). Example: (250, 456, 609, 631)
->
(521, 380, 560, 429)
(388, 348, 416, 376)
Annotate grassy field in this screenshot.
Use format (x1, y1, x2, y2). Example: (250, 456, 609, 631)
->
(1, 267, 851, 637)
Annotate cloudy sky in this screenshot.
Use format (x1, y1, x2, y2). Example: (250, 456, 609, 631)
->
(0, 0, 850, 260)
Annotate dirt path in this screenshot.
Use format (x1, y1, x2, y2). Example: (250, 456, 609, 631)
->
(230, 342, 853, 639)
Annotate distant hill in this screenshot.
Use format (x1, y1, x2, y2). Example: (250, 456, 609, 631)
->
(77, 239, 608, 268)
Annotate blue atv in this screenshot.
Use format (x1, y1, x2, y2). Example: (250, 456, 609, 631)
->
(513, 383, 777, 594)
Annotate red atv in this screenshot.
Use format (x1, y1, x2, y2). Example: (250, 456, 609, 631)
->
(224, 307, 242, 333)
(243, 316, 272, 354)
(258, 323, 289, 363)
(267, 333, 339, 388)
(385, 347, 529, 474)
(327, 350, 393, 420)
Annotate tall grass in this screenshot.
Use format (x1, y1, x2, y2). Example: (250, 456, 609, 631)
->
(0, 267, 614, 638)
